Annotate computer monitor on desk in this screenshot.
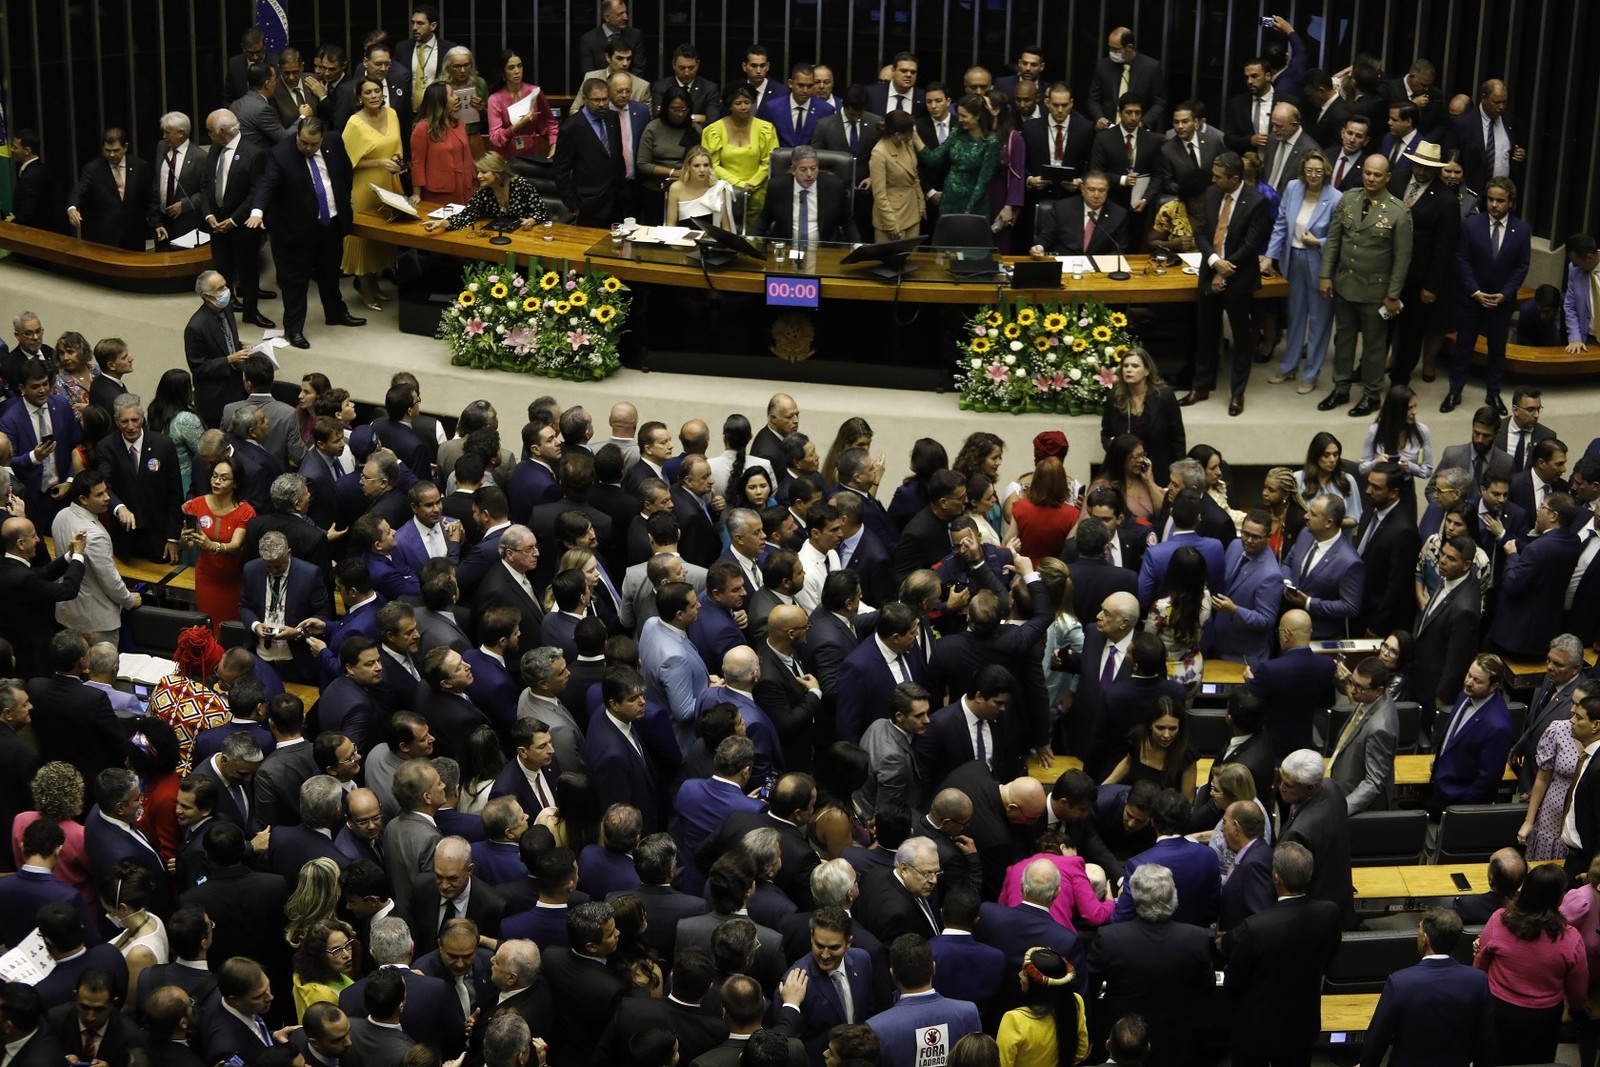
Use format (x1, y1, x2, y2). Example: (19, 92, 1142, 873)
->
(840, 234, 926, 280)
(687, 218, 764, 268)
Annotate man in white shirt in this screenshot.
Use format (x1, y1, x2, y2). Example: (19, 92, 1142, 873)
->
(152, 111, 209, 241)
(797, 502, 846, 614)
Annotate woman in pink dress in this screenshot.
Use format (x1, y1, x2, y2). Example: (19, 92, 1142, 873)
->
(488, 49, 559, 163)
(999, 828, 1116, 932)
(180, 457, 255, 630)
(984, 89, 1027, 254)
(11, 761, 93, 904)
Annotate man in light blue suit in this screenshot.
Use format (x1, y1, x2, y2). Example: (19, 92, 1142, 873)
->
(758, 64, 836, 147)
(776, 907, 875, 1060)
(1363, 906, 1496, 1067)
(866, 935, 981, 1067)
(1110, 789, 1220, 927)
(639, 582, 710, 753)
(392, 481, 464, 575)
(1280, 493, 1364, 640)
(1136, 489, 1225, 607)
(1563, 234, 1598, 353)
(1207, 509, 1287, 667)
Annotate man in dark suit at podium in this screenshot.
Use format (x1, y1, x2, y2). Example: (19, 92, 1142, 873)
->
(246, 118, 366, 349)
(755, 147, 859, 245)
(554, 79, 626, 228)
(67, 127, 155, 249)
(1028, 172, 1127, 257)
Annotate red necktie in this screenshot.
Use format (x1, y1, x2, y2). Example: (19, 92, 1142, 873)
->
(1053, 123, 1064, 163)
(1125, 132, 1134, 162)
(1334, 155, 1347, 186)
(1084, 212, 1097, 249)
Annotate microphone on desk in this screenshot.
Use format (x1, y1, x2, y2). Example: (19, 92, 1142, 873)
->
(1100, 222, 1132, 282)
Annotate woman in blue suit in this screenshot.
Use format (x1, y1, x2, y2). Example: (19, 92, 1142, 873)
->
(1265, 150, 1343, 393)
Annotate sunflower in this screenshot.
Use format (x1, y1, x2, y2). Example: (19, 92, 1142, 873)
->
(602, 276, 623, 293)
(490, 283, 509, 300)
(523, 296, 541, 312)
(984, 311, 1003, 328)
(1092, 325, 1113, 342)
(1003, 323, 1022, 339)
(972, 337, 993, 354)
(1115, 345, 1129, 357)
(1016, 308, 1038, 326)
(554, 301, 571, 315)
(1071, 338, 1088, 352)
(569, 291, 588, 307)
(1043, 313, 1068, 333)
(593, 305, 617, 323)
(458, 291, 476, 306)
(540, 272, 561, 290)
(1109, 311, 1129, 328)
(1034, 336, 1051, 352)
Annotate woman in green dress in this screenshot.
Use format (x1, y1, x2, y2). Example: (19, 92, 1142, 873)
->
(914, 93, 1000, 217)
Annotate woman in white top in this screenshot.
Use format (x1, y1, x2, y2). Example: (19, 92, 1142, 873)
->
(706, 413, 774, 498)
(104, 861, 170, 1002)
(1264, 150, 1342, 393)
(666, 146, 734, 230)
(1295, 431, 1363, 528)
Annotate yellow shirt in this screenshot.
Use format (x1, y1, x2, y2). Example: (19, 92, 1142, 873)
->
(997, 996, 1091, 1067)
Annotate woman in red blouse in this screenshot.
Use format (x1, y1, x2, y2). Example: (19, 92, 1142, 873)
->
(410, 82, 475, 205)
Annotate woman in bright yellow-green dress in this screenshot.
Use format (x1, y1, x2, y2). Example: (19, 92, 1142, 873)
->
(341, 76, 403, 309)
(701, 83, 779, 221)
(291, 919, 358, 1022)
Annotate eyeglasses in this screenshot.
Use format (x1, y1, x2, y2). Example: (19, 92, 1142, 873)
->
(325, 939, 358, 956)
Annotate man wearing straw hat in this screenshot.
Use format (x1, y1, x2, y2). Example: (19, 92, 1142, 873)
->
(1387, 139, 1460, 390)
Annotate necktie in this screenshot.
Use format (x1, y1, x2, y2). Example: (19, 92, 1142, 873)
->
(1541, 482, 1552, 504)
(1332, 704, 1367, 762)
(1120, 64, 1131, 97)
(1357, 512, 1377, 554)
(1391, 138, 1402, 165)
(1484, 120, 1496, 167)
(1299, 542, 1318, 582)
(849, 121, 859, 154)
(233, 782, 250, 821)
(1492, 219, 1503, 257)
(1513, 429, 1527, 472)
(625, 725, 645, 758)
(415, 42, 432, 108)
(975, 720, 988, 768)
(833, 968, 856, 1023)
(1404, 179, 1420, 207)
(129, 443, 140, 472)
(82, 1029, 99, 1062)
(532, 771, 552, 809)
(1418, 584, 1442, 629)
(619, 110, 634, 177)
(894, 94, 905, 112)
(167, 149, 179, 204)
(1269, 144, 1287, 189)
(255, 1016, 272, 1045)
(1566, 750, 1591, 823)
(1125, 131, 1134, 163)
(1252, 97, 1262, 135)
(1187, 140, 1199, 170)
(1334, 155, 1347, 186)
(1213, 192, 1233, 254)
(937, 121, 947, 144)
(591, 115, 610, 151)
(1363, 196, 1373, 220)
(795, 105, 805, 130)
(894, 654, 912, 683)
(1473, 452, 1485, 487)
(1532, 682, 1557, 725)
(308, 156, 331, 225)
(216, 150, 230, 199)
(269, 576, 284, 616)
(1084, 211, 1097, 249)
(797, 188, 810, 246)
(34, 405, 49, 446)
(1225, 554, 1244, 590)
(1054, 123, 1065, 163)
(1100, 645, 1118, 687)
(441, 896, 461, 933)
(1440, 698, 1470, 752)
(455, 975, 473, 1016)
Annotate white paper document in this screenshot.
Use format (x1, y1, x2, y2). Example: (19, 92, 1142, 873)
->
(371, 184, 421, 218)
(428, 204, 467, 220)
(453, 87, 480, 127)
(506, 88, 540, 126)
(168, 229, 210, 248)
(1131, 173, 1152, 205)
(1056, 256, 1096, 274)
(119, 653, 179, 686)
(0, 930, 54, 983)
(631, 226, 698, 247)
(1178, 252, 1204, 269)
(1090, 255, 1129, 273)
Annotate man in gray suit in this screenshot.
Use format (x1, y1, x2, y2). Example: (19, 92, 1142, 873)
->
(857, 682, 932, 817)
(1261, 102, 1319, 196)
(232, 62, 291, 152)
(1318, 153, 1413, 416)
(516, 647, 587, 772)
(150, 111, 211, 241)
(347, 968, 415, 1063)
(383, 759, 444, 916)
(1508, 634, 1585, 794)
(220, 355, 306, 469)
(1328, 656, 1398, 814)
(51, 473, 141, 647)
(1437, 406, 1514, 492)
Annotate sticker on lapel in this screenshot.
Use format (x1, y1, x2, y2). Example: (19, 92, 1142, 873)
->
(147, 457, 161, 472)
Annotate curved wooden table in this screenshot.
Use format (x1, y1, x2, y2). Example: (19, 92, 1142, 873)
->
(352, 209, 1291, 305)
(0, 221, 214, 291)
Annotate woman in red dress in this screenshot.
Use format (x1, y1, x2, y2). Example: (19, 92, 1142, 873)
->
(180, 457, 254, 630)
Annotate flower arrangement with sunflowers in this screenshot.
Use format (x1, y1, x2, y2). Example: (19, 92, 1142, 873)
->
(955, 296, 1137, 415)
(440, 255, 630, 380)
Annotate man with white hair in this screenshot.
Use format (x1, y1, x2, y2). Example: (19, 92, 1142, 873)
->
(975, 857, 1078, 971)
(1275, 748, 1354, 927)
(338, 914, 469, 1057)
(200, 108, 274, 331)
(486, 938, 553, 1039)
(1079, 590, 1139, 767)
(152, 110, 210, 241)
(854, 837, 940, 942)
(411, 835, 506, 956)
(1087, 863, 1215, 1065)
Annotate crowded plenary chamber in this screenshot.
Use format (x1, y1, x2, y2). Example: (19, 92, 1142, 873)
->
(5, 3, 1600, 1067)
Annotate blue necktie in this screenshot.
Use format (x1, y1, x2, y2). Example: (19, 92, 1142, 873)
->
(308, 156, 331, 225)
(975, 720, 988, 767)
(797, 188, 810, 247)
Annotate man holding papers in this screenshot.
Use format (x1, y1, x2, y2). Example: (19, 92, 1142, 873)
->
(1028, 171, 1128, 257)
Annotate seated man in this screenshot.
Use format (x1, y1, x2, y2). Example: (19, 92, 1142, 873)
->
(754, 145, 860, 245)
(1029, 171, 1129, 257)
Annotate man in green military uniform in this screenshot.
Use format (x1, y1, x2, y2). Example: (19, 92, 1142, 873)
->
(1317, 153, 1414, 417)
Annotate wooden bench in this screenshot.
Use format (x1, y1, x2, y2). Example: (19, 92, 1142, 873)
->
(0, 220, 213, 292)
(1455, 332, 1600, 376)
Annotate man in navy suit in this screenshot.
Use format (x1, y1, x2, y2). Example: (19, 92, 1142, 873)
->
(2, 366, 81, 521)
(393, 481, 465, 575)
(1354, 462, 1422, 638)
(1185, 151, 1273, 413)
(245, 118, 365, 348)
(673, 735, 765, 865)
(1448, 176, 1532, 413)
(1443, 79, 1524, 203)
(806, 571, 868, 707)
(462, 606, 521, 729)
(759, 64, 835, 147)
(1364, 906, 1496, 1066)
(866, 53, 925, 118)
(1487, 492, 1582, 658)
(836, 601, 924, 743)
(338, 915, 467, 1058)
(688, 562, 748, 673)
(1136, 489, 1225, 607)
(928, 886, 1007, 1020)
(263, 776, 346, 882)
(585, 667, 662, 831)
(917, 666, 1019, 790)
(1029, 174, 1129, 256)
(554, 79, 626, 227)
(83, 769, 174, 917)
(1110, 789, 1220, 927)
(975, 858, 1078, 971)
(239, 533, 331, 684)
(755, 146, 860, 244)
(1074, 591, 1138, 765)
(865, 935, 981, 1067)
(1208, 510, 1287, 666)
(1281, 493, 1364, 639)
(776, 907, 875, 1058)
(1244, 608, 1336, 762)
(0, 822, 99, 948)
(1430, 656, 1514, 809)
(1218, 801, 1275, 935)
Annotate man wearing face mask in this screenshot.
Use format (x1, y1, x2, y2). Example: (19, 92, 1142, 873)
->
(184, 271, 252, 428)
(1087, 28, 1168, 132)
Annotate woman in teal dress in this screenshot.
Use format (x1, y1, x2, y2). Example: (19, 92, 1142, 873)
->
(914, 93, 1000, 216)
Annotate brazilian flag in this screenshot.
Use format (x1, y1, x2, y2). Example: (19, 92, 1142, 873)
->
(0, 88, 13, 216)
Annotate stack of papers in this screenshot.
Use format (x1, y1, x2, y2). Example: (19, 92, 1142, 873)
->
(506, 87, 540, 126)
(428, 204, 467, 220)
(169, 230, 210, 248)
(630, 226, 698, 248)
(0, 931, 54, 983)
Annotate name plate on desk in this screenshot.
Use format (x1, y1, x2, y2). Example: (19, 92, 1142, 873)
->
(765, 275, 820, 309)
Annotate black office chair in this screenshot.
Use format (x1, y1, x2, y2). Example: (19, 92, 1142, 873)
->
(506, 156, 576, 225)
(1394, 701, 1422, 754)
(1034, 200, 1055, 238)
(127, 607, 213, 658)
(1347, 809, 1430, 866)
(1433, 804, 1526, 864)
(1323, 930, 1427, 994)
(930, 214, 997, 275)
(1187, 709, 1231, 759)
(767, 147, 856, 190)
(218, 620, 253, 651)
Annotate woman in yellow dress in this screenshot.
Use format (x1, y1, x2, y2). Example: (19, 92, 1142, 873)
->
(700, 84, 778, 223)
(341, 76, 403, 309)
(996, 945, 1089, 1067)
